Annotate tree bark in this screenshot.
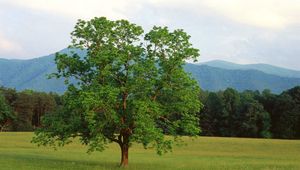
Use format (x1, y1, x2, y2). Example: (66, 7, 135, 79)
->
(120, 143, 129, 167)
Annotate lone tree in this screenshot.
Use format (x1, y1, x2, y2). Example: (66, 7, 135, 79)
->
(33, 17, 201, 167)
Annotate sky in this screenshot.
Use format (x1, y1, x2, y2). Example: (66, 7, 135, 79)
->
(0, 0, 300, 70)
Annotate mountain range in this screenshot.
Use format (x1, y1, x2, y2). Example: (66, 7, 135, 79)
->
(0, 49, 299, 94)
(198, 60, 300, 78)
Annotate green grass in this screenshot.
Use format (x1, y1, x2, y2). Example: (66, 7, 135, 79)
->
(0, 133, 299, 170)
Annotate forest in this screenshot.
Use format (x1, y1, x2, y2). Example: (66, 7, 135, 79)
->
(1, 85, 299, 139)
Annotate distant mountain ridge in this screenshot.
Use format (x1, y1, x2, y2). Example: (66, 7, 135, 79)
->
(198, 60, 300, 78)
(0, 53, 66, 93)
(0, 49, 300, 93)
(184, 64, 300, 93)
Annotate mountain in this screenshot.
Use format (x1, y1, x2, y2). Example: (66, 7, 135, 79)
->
(0, 52, 66, 93)
(185, 64, 300, 93)
(0, 49, 300, 93)
(198, 60, 300, 78)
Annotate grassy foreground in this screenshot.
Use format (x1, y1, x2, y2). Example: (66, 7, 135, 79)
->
(0, 133, 299, 170)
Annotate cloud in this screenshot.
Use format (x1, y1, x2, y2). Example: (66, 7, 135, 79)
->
(0, 0, 299, 69)
(201, 0, 300, 29)
(5, 0, 300, 29)
(0, 33, 23, 55)
(148, 0, 300, 29)
(6, 0, 142, 20)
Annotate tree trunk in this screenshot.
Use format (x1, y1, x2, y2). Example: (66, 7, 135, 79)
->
(120, 143, 129, 167)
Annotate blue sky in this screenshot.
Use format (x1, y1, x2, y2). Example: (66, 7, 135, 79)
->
(0, 0, 299, 70)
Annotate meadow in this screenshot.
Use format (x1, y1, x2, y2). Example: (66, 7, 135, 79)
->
(0, 132, 299, 170)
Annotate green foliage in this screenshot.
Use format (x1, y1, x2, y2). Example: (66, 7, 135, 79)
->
(199, 88, 272, 138)
(0, 91, 15, 131)
(2, 83, 300, 140)
(199, 86, 300, 139)
(260, 86, 300, 139)
(199, 92, 225, 136)
(12, 91, 35, 131)
(222, 88, 240, 136)
(238, 91, 271, 138)
(0, 87, 59, 131)
(32, 17, 201, 166)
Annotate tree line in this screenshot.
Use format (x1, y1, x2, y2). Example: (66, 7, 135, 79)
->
(0, 87, 61, 131)
(199, 86, 300, 139)
(1, 85, 299, 139)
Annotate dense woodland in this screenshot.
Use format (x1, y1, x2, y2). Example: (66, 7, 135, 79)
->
(199, 86, 300, 139)
(0, 86, 299, 139)
(0, 87, 60, 131)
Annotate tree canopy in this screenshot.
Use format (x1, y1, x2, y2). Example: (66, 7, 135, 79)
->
(32, 17, 201, 167)
(0, 91, 15, 132)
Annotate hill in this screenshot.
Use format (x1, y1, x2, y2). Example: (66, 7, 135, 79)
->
(185, 64, 300, 93)
(199, 60, 300, 78)
(0, 49, 300, 93)
(0, 52, 65, 93)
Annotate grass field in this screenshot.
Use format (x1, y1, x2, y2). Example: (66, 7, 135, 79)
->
(0, 133, 299, 170)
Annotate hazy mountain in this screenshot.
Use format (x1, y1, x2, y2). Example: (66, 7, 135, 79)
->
(198, 60, 300, 78)
(0, 49, 300, 93)
(185, 64, 300, 93)
(0, 53, 66, 93)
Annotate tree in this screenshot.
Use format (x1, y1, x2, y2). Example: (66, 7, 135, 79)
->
(284, 86, 300, 105)
(284, 86, 300, 138)
(199, 92, 224, 136)
(32, 92, 57, 128)
(33, 17, 201, 167)
(0, 87, 17, 106)
(0, 92, 15, 132)
(12, 91, 35, 131)
(238, 91, 271, 138)
(267, 87, 300, 139)
(222, 88, 240, 136)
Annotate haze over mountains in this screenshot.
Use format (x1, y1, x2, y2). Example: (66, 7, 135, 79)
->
(0, 49, 299, 94)
(198, 60, 300, 78)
